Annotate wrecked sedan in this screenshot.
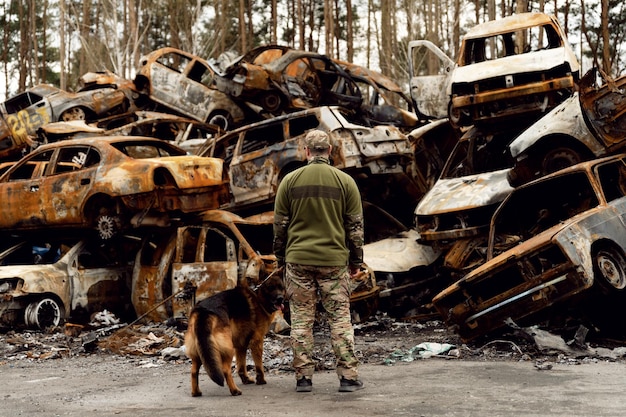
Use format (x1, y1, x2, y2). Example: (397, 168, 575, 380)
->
(0, 84, 132, 159)
(508, 67, 626, 186)
(197, 105, 418, 217)
(0, 136, 228, 239)
(132, 209, 378, 323)
(134, 47, 250, 131)
(210, 45, 362, 115)
(409, 12, 579, 128)
(0, 237, 137, 330)
(432, 154, 626, 342)
(39, 110, 221, 154)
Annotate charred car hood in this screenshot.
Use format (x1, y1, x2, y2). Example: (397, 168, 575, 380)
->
(363, 229, 441, 273)
(0, 263, 63, 292)
(415, 169, 514, 215)
(452, 48, 570, 84)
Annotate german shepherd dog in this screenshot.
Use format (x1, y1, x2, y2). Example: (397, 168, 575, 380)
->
(184, 272, 285, 396)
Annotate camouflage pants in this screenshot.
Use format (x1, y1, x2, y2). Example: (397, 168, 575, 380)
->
(285, 262, 359, 380)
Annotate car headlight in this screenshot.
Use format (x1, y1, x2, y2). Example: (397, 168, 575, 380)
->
(0, 279, 20, 293)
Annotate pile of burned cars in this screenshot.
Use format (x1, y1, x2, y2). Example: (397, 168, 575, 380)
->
(432, 154, 626, 341)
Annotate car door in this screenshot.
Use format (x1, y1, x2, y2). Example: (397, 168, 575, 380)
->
(228, 120, 288, 205)
(68, 241, 133, 318)
(2, 91, 52, 145)
(408, 40, 455, 119)
(170, 226, 238, 318)
(0, 148, 54, 228)
(148, 51, 213, 122)
(38, 145, 100, 226)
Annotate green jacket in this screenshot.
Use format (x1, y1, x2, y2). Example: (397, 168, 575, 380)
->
(273, 156, 364, 267)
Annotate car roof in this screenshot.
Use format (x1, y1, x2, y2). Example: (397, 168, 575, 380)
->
(34, 135, 177, 150)
(464, 12, 557, 39)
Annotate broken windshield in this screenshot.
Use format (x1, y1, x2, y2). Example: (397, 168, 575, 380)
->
(441, 131, 515, 179)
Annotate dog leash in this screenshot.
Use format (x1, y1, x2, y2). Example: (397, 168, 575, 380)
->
(252, 265, 283, 292)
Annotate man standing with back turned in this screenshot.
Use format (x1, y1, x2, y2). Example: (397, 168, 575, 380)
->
(273, 129, 365, 393)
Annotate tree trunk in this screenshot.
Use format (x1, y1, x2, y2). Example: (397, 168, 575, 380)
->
(601, 0, 611, 74)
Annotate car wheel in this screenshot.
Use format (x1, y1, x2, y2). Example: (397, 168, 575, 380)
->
(24, 297, 64, 329)
(60, 107, 87, 121)
(96, 213, 123, 240)
(594, 247, 626, 292)
(261, 92, 282, 113)
(448, 102, 471, 128)
(540, 147, 583, 176)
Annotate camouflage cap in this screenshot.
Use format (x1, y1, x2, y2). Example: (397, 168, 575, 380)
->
(304, 130, 330, 150)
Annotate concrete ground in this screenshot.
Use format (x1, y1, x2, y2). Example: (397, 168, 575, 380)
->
(2, 354, 625, 417)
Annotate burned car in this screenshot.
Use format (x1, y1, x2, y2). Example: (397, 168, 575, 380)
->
(0, 84, 133, 160)
(409, 12, 579, 128)
(414, 127, 516, 247)
(38, 111, 221, 154)
(132, 209, 378, 323)
(432, 154, 626, 341)
(0, 237, 137, 330)
(133, 47, 250, 131)
(335, 60, 420, 130)
(508, 67, 626, 186)
(197, 106, 419, 220)
(0, 136, 228, 239)
(210, 45, 362, 115)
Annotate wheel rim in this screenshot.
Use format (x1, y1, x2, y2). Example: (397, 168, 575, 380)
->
(541, 148, 581, 175)
(208, 114, 230, 131)
(25, 298, 62, 329)
(60, 107, 87, 121)
(596, 249, 626, 290)
(97, 214, 119, 240)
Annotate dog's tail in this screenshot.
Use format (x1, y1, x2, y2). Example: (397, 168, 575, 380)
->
(192, 308, 225, 387)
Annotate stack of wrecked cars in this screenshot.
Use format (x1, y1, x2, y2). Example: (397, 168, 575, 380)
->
(407, 11, 626, 342)
(432, 154, 626, 341)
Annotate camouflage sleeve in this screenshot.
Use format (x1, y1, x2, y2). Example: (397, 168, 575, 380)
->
(273, 213, 290, 263)
(345, 213, 364, 267)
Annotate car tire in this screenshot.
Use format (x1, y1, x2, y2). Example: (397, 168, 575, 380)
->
(594, 246, 626, 293)
(24, 297, 64, 329)
(261, 92, 283, 114)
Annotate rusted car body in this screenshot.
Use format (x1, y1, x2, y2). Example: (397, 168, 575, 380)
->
(0, 114, 19, 160)
(78, 70, 139, 95)
(132, 209, 379, 323)
(133, 47, 249, 131)
(409, 13, 579, 128)
(362, 203, 442, 318)
(0, 238, 137, 330)
(334, 60, 420, 130)
(432, 155, 626, 341)
(0, 84, 132, 159)
(0, 136, 228, 239)
(197, 106, 418, 217)
(209, 45, 362, 115)
(39, 111, 221, 154)
(508, 68, 626, 186)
